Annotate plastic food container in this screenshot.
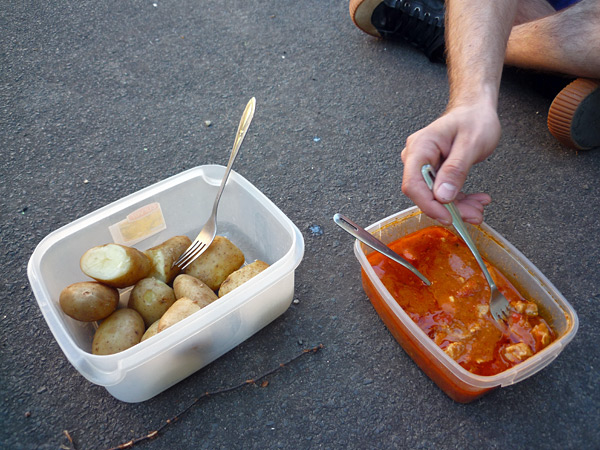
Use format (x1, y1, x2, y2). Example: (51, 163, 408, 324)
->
(354, 206, 578, 403)
(28, 165, 304, 402)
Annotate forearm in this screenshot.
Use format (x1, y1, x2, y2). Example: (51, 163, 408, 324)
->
(401, 1, 515, 224)
(446, 0, 519, 109)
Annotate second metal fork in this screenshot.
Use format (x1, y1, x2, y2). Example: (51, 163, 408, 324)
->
(421, 164, 511, 323)
(173, 97, 256, 270)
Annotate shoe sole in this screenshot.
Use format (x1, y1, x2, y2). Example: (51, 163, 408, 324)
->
(548, 78, 600, 150)
(350, 0, 383, 38)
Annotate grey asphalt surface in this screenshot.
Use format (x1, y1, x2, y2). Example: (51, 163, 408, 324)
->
(2, 1, 599, 449)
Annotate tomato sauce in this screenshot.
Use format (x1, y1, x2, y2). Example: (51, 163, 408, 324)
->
(367, 226, 555, 376)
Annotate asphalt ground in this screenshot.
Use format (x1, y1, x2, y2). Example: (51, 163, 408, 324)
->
(2, 1, 599, 449)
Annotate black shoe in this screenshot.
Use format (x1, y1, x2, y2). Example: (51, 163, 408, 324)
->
(350, 0, 446, 62)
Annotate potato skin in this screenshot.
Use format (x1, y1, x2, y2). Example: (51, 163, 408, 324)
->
(218, 260, 270, 297)
(183, 236, 245, 290)
(173, 274, 218, 307)
(128, 278, 176, 327)
(80, 243, 152, 288)
(92, 308, 145, 355)
(59, 281, 119, 322)
(157, 297, 202, 332)
(144, 235, 192, 284)
(141, 320, 160, 342)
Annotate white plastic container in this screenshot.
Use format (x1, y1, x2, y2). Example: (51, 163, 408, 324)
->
(354, 206, 578, 402)
(28, 165, 304, 402)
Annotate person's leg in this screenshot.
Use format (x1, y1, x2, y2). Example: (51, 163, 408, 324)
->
(506, 0, 600, 78)
(351, 0, 599, 77)
(510, 0, 600, 149)
(513, 0, 556, 24)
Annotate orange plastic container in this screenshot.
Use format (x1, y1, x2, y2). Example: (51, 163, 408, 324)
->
(354, 207, 578, 403)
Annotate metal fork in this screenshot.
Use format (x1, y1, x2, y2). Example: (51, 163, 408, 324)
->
(421, 164, 511, 323)
(173, 97, 256, 270)
(333, 213, 431, 286)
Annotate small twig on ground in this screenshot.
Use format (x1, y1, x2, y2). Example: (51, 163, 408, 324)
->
(105, 344, 324, 450)
(61, 429, 77, 450)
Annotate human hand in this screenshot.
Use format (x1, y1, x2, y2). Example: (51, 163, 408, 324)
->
(401, 102, 501, 225)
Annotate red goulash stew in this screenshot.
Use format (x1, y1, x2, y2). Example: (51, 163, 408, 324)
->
(368, 226, 555, 376)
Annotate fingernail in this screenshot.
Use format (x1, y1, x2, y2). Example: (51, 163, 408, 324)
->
(436, 182, 457, 202)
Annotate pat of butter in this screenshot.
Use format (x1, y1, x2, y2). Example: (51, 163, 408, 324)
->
(109, 202, 166, 246)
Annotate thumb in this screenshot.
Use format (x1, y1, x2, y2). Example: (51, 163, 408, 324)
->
(432, 106, 500, 203)
(433, 155, 476, 204)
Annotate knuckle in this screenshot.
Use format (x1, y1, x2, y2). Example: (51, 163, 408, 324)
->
(401, 177, 409, 193)
(401, 178, 414, 197)
(441, 161, 469, 181)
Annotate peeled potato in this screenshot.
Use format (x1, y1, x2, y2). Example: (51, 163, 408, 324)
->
(157, 297, 203, 332)
(59, 281, 119, 322)
(80, 243, 151, 289)
(92, 308, 145, 355)
(184, 236, 245, 290)
(218, 260, 270, 297)
(141, 320, 160, 342)
(173, 274, 218, 307)
(128, 278, 176, 327)
(144, 235, 192, 284)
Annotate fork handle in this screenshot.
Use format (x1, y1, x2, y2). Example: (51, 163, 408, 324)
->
(333, 213, 431, 286)
(421, 165, 497, 289)
(211, 97, 256, 215)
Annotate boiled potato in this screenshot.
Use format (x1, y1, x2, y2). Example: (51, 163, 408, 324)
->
(173, 274, 218, 307)
(144, 235, 192, 284)
(158, 297, 206, 332)
(59, 281, 119, 322)
(80, 243, 151, 289)
(128, 278, 176, 327)
(92, 308, 145, 355)
(141, 320, 160, 342)
(218, 260, 270, 297)
(184, 236, 245, 290)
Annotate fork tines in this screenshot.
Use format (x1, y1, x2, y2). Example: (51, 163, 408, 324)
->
(173, 241, 208, 270)
(490, 296, 511, 323)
